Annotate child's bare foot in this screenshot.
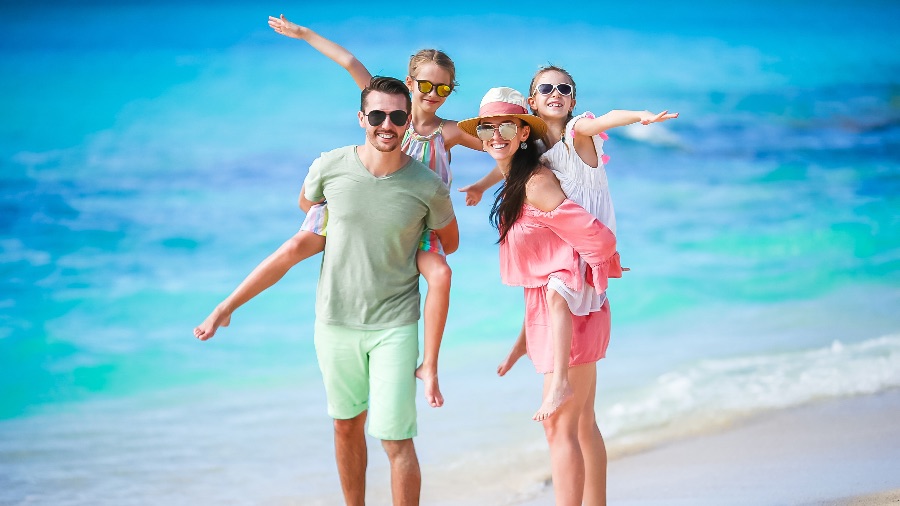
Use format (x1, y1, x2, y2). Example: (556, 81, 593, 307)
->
(497, 346, 526, 377)
(415, 364, 444, 407)
(193, 306, 232, 341)
(533, 379, 573, 421)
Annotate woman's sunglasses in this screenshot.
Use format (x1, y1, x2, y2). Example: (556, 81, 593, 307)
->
(415, 79, 453, 98)
(534, 83, 573, 96)
(364, 109, 409, 127)
(475, 122, 519, 141)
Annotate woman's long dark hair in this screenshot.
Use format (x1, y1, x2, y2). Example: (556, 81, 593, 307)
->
(489, 126, 543, 243)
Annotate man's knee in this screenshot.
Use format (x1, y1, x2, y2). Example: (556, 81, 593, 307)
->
(334, 411, 367, 438)
(381, 438, 416, 460)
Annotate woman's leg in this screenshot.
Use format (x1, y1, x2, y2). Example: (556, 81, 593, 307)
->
(194, 230, 325, 340)
(415, 249, 451, 407)
(535, 288, 574, 421)
(578, 363, 607, 506)
(541, 362, 595, 506)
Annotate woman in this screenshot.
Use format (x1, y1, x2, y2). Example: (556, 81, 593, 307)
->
(458, 87, 618, 506)
(461, 67, 675, 421)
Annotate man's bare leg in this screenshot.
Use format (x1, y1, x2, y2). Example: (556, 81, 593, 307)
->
(334, 411, 368, 506)
(534, 289, 574, 421)
(194, 231, 325, 340)
(382, 438, 421, 506)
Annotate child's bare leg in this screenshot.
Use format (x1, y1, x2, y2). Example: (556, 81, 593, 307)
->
(194, 231, 325, 340)
(498, 321, 527, 376)
(415, 249, 451, 407)
(534, 288, 574, 421)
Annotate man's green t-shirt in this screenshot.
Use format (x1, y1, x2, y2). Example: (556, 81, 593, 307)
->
(304, 146, 455, 330)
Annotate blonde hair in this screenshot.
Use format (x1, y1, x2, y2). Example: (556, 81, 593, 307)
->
(408, 49, 458, 88)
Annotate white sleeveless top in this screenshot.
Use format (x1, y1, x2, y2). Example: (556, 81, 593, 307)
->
(540, 111, 615, 234)
(540, 111, 614, 315)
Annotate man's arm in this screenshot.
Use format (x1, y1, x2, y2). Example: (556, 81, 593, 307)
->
(433, 217, 459, 254)
(298, 183, 324, 213)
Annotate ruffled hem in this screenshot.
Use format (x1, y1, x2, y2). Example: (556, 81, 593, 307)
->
(502, 272, 577, 291)
(586, 251, 623, 293)
(522, 199, 580, 218)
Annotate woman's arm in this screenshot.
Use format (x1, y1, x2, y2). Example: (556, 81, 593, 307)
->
(268, 14, 372, 90)
(573, 109, 678, 137)
(525, 168, 617, 276)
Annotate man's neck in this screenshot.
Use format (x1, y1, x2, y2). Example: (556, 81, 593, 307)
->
(356, 144, 409, 178)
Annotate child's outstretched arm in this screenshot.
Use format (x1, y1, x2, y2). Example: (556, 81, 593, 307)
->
(458, 165, 504, 206)
(574, 110, 678, 137)
(268, 14, 372, 90)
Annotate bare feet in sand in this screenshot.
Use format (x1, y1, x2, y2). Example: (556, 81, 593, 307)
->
(193, 306, 232, 341)
(415, 364, 444, 407)
(533, 379, 573, 421)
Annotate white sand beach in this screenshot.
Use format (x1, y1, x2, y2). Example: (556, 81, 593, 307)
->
(515, 390, 900, 505)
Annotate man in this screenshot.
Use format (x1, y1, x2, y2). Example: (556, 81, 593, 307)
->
(300, 76, 458, 505)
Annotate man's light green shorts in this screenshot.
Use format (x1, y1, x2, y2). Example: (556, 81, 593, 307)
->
(313, 321, 418, 441)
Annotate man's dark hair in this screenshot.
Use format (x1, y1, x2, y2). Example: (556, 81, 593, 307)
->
(360, 76, 412, 114)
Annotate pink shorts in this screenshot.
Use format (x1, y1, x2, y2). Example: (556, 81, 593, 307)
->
(523, 285, 611, 374)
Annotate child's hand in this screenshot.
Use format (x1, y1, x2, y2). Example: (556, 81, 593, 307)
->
(268, 14, 307, 39)
(640, 110, 679, 125)
(458, 184, 485, 206)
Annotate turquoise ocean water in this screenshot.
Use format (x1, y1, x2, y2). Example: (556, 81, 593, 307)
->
(2, 1, 899, 504)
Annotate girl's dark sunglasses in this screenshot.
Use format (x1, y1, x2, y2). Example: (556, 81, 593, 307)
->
(364, 109, 409, 127)
(534, 83, 573, 96)
(416, 79, 453, 98)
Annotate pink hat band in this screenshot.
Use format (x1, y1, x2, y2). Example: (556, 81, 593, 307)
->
(478, 101, 529, 117)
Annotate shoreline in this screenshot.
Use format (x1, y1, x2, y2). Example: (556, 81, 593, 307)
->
(515, 390, 900, 505)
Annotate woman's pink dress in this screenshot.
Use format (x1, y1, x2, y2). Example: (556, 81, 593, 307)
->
(500, 199, 619, 373)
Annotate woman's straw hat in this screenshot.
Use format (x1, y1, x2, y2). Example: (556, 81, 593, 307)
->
(458, 87, 547, 140)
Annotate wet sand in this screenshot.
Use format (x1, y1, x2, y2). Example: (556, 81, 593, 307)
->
(515, 390, 900, 505)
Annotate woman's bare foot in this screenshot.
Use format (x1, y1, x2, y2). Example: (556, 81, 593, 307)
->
(415, 364, 444, 407)
(497, 346, 526, 376)
(533, 378, 573, 421)
(193, 306, 232, 341)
